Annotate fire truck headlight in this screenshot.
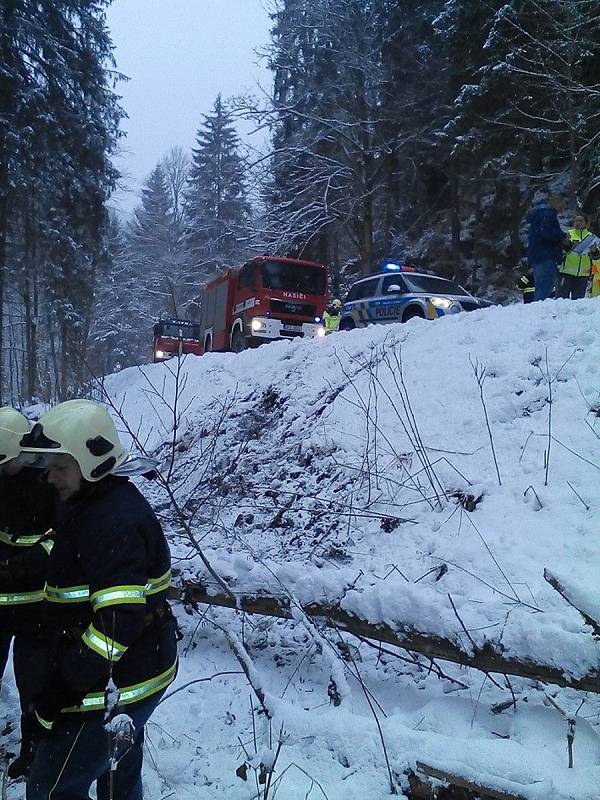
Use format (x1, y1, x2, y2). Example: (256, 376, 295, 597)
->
(155, 350, 166, 359)
(430, 296, 454, 310)
(314, 316, 321, 323)
(251, 319, 266, 332)
(317, 326, 326, 337)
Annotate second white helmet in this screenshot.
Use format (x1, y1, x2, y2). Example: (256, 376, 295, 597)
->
(0, 407, 31, 466)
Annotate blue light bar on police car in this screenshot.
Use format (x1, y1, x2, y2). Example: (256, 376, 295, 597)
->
(383, 261, 402, 271)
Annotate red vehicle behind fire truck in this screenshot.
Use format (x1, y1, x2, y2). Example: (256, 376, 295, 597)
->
(153, 319, 203, 362)
(199, 255, 328, 353)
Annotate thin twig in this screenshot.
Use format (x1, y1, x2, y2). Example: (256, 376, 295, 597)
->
(469, 355, 502, 486)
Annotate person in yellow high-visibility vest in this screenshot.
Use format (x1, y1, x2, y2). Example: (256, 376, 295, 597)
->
(556, 214, 599, 299)
(323, 299, 342, 333)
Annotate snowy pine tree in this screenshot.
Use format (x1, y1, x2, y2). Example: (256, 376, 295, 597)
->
(186, 95, 251, 277)
(128, 163, 192, 320)
(0, 0, 123, 401)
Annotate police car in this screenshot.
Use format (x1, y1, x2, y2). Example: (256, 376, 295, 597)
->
(339, 263, 491, 330)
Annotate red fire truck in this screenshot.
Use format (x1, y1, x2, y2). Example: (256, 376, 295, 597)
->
(199, 255, 328, 353)
(152, 319, 203, 362)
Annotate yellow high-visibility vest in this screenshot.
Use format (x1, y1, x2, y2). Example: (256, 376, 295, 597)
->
(560, 228, 596, 277)
(323, 310, 340, 332)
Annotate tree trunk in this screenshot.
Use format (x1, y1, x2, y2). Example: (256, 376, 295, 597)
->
(0, 0, 18, 406)
(177, 582, 600, 694)
(47, 309, 60, 402)
(59, 318, 68, 400)
(382, 147, 399, 254)
(23, 208, 38, 399)
(508, 179, 523, 275)
(361, 190, 374, 275)
(449, 166, 461, 252)
(416, 763, 526, 800)
(0, 226, 5, 406)
(32, 270, 39, 397)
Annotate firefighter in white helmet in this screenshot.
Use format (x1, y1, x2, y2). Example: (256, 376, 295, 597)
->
(0, 407, 56, 778)
(21, 400, 177, 800)
(323, 298, 342, 333)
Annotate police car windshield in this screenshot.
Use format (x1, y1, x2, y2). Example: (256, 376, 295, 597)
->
(261, 261, 326, 295)
(402, 275, 469, 296)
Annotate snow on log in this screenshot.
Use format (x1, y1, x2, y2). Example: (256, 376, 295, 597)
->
(544, 568, 600, 636)
(415, 762, 527, 800)
(174, 582, 600, 694)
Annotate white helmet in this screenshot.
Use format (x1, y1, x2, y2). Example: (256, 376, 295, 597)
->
(20, 400, 129, 482)
(0, 407, 31, 466)
(331, 298, 342, 309)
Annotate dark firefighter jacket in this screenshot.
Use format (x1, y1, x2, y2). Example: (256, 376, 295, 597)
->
(36, 476, 177, 724)
(0, 468, 56, 629)
(516, 272, 535, 303)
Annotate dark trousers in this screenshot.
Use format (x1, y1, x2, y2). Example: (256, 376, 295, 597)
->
(532, 260, 559, 301)
(0, 630, 50, 755)
(27, 692, 164, 800)
(556, 273, 588, 300)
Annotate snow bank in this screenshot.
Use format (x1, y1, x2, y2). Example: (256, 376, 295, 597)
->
(46, 298, 600, 798)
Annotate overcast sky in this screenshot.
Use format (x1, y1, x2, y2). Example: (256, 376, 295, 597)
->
(106, 0, 272, 214)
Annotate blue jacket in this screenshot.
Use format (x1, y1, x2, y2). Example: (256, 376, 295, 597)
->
(527, 201, 565, 266)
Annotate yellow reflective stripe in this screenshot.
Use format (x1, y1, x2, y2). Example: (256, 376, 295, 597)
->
(0, 589, 44, 605)
(82, 625, 128, 662)
(35, 711, 54, 731)
(62, 660, 178, 713)
(0, 529, 44, 547)
(45, 584, 90, 603)
(145, 568, 171, 596)
(46, 572, 171, 609)
(41, 540, 54, 555)
(90, 586, 146, 611)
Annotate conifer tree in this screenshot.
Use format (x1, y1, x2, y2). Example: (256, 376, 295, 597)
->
(186, 95, 250, 276)
(0, 0, 123, 400)
(128, 164, 189, 319)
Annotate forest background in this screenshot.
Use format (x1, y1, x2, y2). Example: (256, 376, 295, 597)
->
(2, 0, 600, 404)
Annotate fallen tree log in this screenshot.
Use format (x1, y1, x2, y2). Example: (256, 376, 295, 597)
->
(416, 762, 527, 800)
(173, 582, 600, 694)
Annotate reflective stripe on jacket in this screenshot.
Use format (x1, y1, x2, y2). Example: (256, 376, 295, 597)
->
(517, 273, 534, 294)
(560, 228, 595, 277)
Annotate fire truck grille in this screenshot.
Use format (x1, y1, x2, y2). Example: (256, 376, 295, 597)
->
(270, 299, 316, 317)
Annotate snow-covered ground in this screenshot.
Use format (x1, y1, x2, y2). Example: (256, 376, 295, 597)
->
(4, 298, 600, 798)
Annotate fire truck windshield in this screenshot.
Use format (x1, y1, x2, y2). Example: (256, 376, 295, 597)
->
(261, 261, 326, 295)
(155, 321, 201, 340)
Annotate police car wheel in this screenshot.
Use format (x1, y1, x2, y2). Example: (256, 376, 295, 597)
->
(339, 318, 355, 331)
(402, 306, 425, 322)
